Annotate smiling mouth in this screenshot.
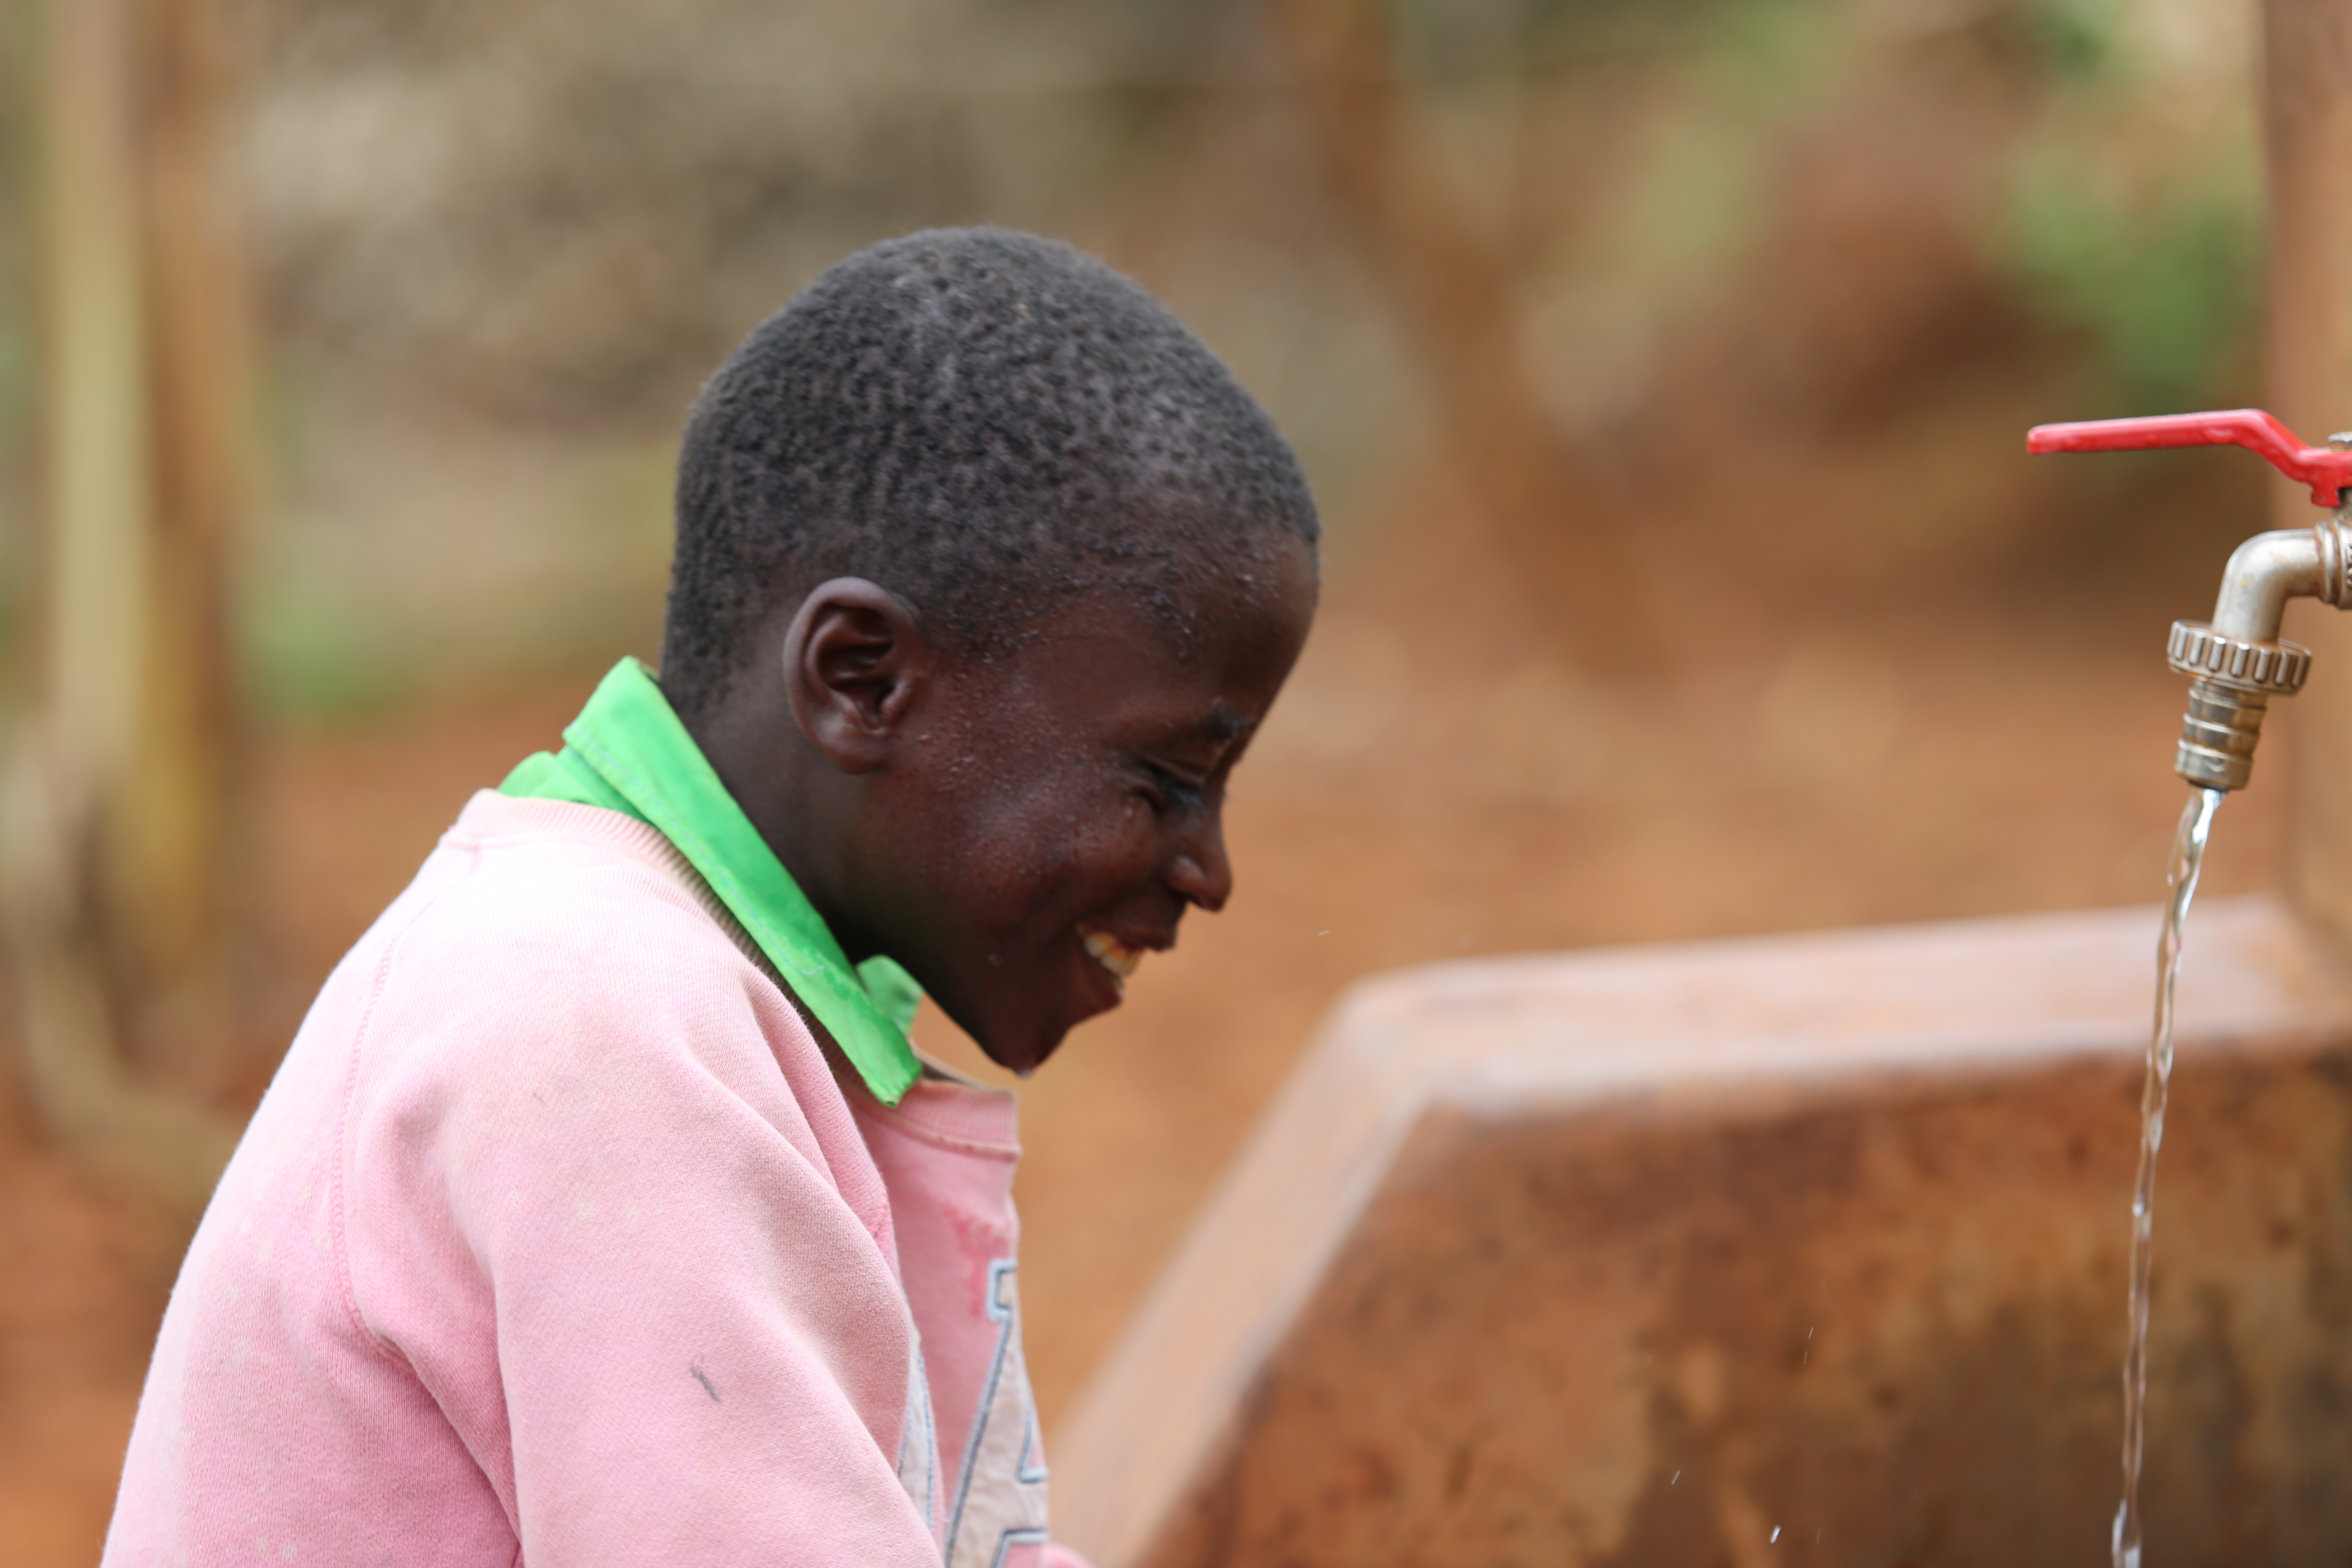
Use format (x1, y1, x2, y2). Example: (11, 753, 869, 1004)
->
(1077, 924, 1145, 984)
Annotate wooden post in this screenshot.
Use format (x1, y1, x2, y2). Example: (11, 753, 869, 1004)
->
(122, 0, 253, 1025)
(0, 0, 244, 1214)
(2267, 0, 2352, 945)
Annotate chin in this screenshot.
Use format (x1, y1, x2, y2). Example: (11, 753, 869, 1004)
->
(979, 1029, 1064, 1078)
(973, 998, 1100, 1077)
(954, 950, 1122, 1075)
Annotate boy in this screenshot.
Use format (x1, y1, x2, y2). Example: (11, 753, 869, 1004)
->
(103, 228, 1319, 1566)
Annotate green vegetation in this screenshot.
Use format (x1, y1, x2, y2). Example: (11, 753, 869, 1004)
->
(2002, 157, 2259, 412)
(1996, 0, 2261, 414)
(240, 570, 410, 723)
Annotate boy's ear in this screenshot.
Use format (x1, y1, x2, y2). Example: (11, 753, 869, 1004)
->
(781, 578, 930, 775)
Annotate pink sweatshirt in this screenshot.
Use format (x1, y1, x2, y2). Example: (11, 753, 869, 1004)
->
(105, 792, 1085, 1566)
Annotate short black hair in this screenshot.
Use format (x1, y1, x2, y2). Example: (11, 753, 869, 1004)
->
(659, 226, 1319, 722)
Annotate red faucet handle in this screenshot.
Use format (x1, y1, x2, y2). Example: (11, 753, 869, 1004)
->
(2026, 408, 2352, 506)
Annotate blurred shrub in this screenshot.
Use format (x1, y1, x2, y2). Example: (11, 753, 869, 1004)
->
(241, 575, 406, 721)
(2002, 158, 2257, 412)
(0, 0, 2260, 719)
(247, 0, 1239, 425)
(1994, 0, 2260, 414)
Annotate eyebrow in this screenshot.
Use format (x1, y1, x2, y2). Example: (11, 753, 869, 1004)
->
(1143, 702, 1251, 764)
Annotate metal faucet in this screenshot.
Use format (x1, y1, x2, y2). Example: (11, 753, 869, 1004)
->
(2029, 410, 2352, 791)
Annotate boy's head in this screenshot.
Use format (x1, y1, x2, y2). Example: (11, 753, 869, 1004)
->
(662, 227, 1319, 1072)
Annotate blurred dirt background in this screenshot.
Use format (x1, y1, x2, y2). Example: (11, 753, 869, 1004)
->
(0, 0, 2308, 1560)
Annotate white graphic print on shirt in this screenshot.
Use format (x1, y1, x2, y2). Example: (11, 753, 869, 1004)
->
(895, 1334, 940, 1540)
(943, 1260, 1048, 1568)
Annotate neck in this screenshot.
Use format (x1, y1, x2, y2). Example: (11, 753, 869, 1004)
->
(674, 677, 870, 961)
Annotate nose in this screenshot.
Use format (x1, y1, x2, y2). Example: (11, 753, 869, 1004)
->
(1164, 806, 1233, 914)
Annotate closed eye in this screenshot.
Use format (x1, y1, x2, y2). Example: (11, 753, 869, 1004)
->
(1139, 761, 1210, 815)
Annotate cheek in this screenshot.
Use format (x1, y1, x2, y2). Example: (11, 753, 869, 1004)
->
(1011, 791, 1164, 929)
(925, 769, 1152, 931)
(1071, 794, 1161, 883)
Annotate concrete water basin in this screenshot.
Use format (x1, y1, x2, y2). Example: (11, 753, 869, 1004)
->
(1052, 894, 2352, 1567)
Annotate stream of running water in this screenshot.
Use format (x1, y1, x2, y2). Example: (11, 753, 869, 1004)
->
(2110, 784, 2224, 1568)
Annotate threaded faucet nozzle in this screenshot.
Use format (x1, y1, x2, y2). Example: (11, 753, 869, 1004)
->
(2166, 621, 2310, 792)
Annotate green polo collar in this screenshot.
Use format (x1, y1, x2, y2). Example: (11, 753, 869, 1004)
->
(499, 657, 924, 1105)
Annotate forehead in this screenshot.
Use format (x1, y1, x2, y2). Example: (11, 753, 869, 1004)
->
(967, 538, 1316, 734)
(1108, 535, 1314, 672)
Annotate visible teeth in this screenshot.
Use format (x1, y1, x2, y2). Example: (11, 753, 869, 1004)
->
(1080, 927, 1143, 980)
